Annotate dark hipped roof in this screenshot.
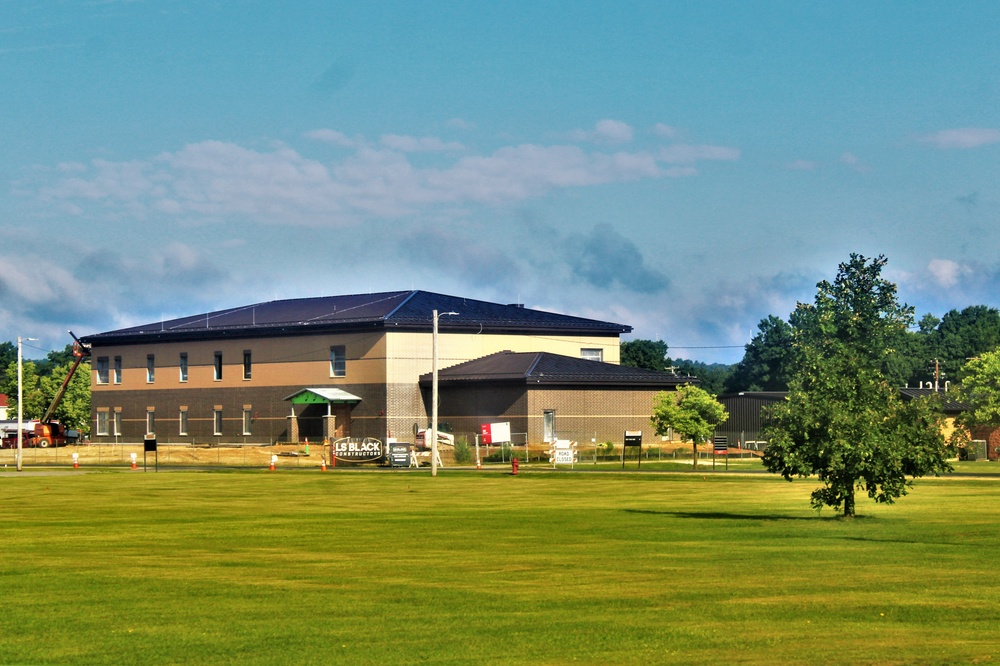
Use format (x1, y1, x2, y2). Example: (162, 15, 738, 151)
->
(898, 388, 969, 413)
(419, 351, 696, 388)
(81, 291, 631, 345)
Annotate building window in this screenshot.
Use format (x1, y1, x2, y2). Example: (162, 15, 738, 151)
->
(179, 409, 188, 436)
(146, 410, 155, 436)
(96, 357, 109, 384)
(147, 355, 155, 383)
(213, 409, 223, 436)
(330, 345, 346, 377)
(179, 353, 188, 382)
(543, 410, 556, 443)
(580, 348, 603, 362)
(214, 352, 223, 381)
(243, 408, 253, 436)
(243, 350, 252, 380)
(96, 411, 109, 436)
(113, 410, 122, 437)
(113, 356, 122, 384)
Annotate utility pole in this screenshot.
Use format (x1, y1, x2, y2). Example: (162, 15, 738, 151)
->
(430, 309, 458, 477)
(16, 337, 38, 473)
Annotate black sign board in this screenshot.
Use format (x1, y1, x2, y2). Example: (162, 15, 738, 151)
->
(622, 430, 643, 469)
(143, 436, 158, 472)
(389, 443, 411, 468)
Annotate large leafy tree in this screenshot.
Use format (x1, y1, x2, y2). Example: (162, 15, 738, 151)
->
(2, 360, 92, 433)
(1, 361, 48, 420)
(651, 384, 728, 470)
(763, 254, 951, 517)
(668, 359, 732, 395)
(39, 361, 93, 432)
(949, 350, 1000, 449)
(621, 339, 668, 371)
(724, 315, 795, 393)
(0, 341, 16, 387)
(931, 306, 1000, 383)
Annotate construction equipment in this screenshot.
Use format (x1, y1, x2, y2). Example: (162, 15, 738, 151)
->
(28, 332, 91, 448)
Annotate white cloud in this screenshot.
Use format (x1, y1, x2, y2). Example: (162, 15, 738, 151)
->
(446, 118, 476, 130)
(304, 129, 361, 148)
(570, 119, 634, 144)
(919, 128, 1000, 150)
(652, 123, 678, 138)
(839, 152, 871, 174)
(379, 134, 464, 152)
(786, 159, 817, 171)
(32, 125, 743, 229)
(926, 258, 972, 289)
(658, 144, 741, 164)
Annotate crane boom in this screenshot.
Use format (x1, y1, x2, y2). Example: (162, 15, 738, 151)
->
(40, 331, 92, 424)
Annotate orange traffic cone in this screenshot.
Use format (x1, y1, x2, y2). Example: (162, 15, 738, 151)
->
(321, 458, 327, 472)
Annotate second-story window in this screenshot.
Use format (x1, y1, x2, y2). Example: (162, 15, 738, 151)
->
(330, 345, 346, 377)
(146, 354, 155, 383)
(243, 350, 252, 380)
(214, 352, 223, 381)
(179, 353, 188, 382)
(96, 357, 109, 384)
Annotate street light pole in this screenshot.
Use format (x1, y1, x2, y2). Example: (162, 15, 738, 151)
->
(430, 310, 458, 477)
(16, 336, 38, 473)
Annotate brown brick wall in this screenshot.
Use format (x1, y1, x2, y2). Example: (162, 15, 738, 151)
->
(90, 383, 389, 444)
(431, 384, 666, 446)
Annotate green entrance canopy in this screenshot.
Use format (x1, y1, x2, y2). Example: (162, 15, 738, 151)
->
(283, 388, 362, 405)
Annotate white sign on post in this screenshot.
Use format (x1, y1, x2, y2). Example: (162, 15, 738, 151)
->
(490, 422, 511, 444)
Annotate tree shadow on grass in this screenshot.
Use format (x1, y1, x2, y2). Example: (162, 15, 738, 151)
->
(623, 509, 831, 522)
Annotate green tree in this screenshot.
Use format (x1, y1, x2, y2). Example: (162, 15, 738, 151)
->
(763, 254, 951, 517)
(949, 349, 1000, 450)
(724, 315, 795, 393)
(651, 384, 728, 470)
(669, 359, 733, 395)
(1, 360, 47, 420)
(39, 361, 92, 433)
(0, 341, 16, 387)
(35, 344, 78, 377)
(621, 339, 668, 371)
(922, 306, 1000, 384)
(2, 359, 91, 433)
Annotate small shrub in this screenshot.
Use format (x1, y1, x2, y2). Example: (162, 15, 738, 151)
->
(484, 444, 513, 463)
(453, 439, 473, 464)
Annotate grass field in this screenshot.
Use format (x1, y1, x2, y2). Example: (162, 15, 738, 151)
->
(1, 469, 998, 665)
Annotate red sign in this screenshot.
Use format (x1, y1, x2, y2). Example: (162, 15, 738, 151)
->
(480, 423, 492, 444)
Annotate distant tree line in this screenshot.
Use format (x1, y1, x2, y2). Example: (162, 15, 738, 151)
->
(622, 304, 1000, 395)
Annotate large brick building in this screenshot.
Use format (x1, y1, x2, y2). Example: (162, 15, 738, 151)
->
(82, 290, 688, 446)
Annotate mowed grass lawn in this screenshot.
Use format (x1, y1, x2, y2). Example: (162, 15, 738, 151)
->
(1, 469, 998, 665)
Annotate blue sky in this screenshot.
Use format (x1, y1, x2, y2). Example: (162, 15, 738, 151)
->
(3, 1, 999, 363)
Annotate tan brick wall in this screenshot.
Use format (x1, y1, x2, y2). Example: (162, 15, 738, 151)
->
(89, 328, 622, 445)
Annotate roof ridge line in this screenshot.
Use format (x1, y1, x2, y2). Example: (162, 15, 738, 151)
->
(384, 290, 420, 321)
(524, 351, 545, 378)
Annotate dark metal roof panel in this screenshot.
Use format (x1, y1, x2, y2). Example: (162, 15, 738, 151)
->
(420, 351, 696, 387)
(81, 290, 630, 345)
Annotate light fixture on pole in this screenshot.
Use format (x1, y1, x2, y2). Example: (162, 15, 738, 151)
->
(16, 337, 38, 473)
(431, 309, 458, 477)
